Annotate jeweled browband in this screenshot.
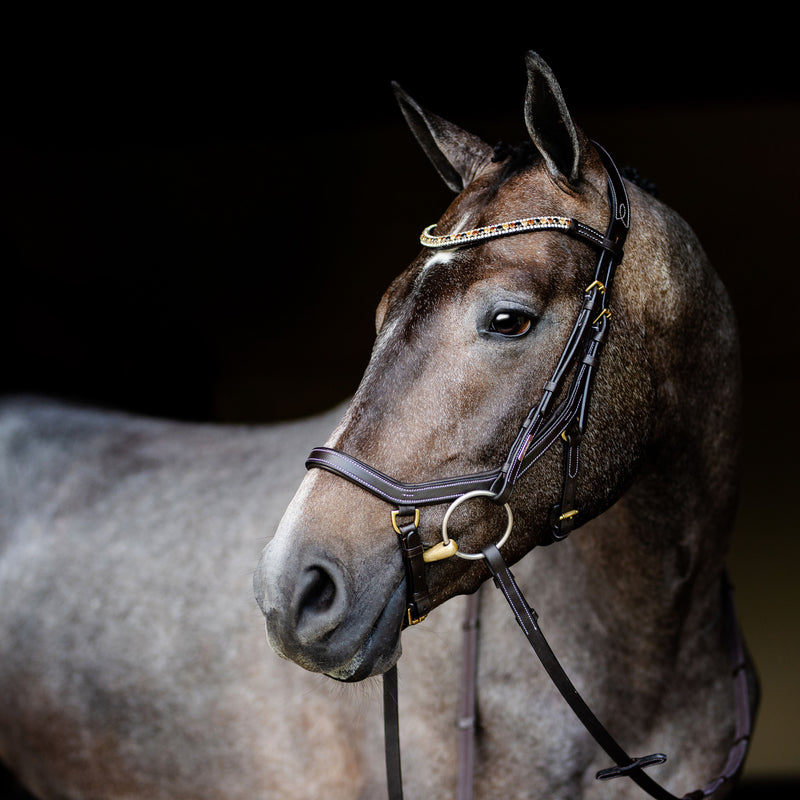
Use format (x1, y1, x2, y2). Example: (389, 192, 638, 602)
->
(420, 214, 620, 255)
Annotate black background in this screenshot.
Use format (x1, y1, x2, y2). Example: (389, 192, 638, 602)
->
(3, 23, 796, 423)
(1, 13, 797, 795)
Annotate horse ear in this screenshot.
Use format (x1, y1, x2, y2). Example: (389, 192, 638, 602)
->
(392, 82, 493, 193)
(524, 52, 582, 185)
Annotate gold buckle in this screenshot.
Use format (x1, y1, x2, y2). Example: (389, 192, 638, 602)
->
(407, 608, 428, 626)
(585, 279, 606, 294)
(391, 508, 420, 534)
(593, 307, 612, 325)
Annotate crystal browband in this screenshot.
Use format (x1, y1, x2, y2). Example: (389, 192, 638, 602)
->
(420, 216, 613, 253)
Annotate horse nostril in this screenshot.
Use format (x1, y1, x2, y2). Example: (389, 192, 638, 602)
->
(300, 566, 337, 615)
(293, 561, 348, 644)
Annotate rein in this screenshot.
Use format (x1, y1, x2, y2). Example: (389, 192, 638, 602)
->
(305, 144, 752, 798)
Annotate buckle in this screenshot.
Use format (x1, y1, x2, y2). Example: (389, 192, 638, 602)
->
(391, 508, 420, 534)
(406, 608, 427, 626)
(585, 279, 606, 294)
(593, 307, 612, 325)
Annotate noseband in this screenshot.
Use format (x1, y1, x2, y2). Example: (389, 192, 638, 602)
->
(304, 144, 752, 800)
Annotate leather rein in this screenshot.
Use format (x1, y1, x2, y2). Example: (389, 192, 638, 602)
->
(305, 144, 752, 799)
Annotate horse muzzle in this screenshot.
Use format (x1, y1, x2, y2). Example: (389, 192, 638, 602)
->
(253, 532, 407, 681)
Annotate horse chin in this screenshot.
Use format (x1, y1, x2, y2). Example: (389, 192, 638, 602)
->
(325, 580, 408, 683)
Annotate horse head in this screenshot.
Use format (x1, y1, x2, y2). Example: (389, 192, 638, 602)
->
(254, 52, 739, 685)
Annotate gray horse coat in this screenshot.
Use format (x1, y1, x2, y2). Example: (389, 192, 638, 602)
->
(0, 400, 395, 798)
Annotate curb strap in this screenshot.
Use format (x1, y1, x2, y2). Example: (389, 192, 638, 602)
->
(481, 543, 752, 800)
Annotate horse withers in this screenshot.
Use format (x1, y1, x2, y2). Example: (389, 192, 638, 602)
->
(254, 52, 758, 799)
(0, 52, 756, 800)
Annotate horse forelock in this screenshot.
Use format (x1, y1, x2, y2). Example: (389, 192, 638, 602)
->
(490, 139, 542, 183)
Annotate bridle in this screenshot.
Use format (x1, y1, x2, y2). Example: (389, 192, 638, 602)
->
(305, 144, 752, 799)
(307, 142, 627, 619)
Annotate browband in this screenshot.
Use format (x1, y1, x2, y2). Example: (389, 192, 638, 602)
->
(420, 216, 622, 258)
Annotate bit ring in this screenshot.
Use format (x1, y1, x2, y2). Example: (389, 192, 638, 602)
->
(441, 490, 514, 560)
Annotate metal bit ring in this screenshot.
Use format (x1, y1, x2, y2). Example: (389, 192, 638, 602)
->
(441, 490, 514, 560)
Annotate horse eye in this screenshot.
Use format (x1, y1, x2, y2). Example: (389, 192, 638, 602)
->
(489, 311, 532, 337)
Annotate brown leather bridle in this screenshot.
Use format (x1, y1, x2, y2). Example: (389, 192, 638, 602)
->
(305, 144, 753, 799)
(307, 143, 628, 620)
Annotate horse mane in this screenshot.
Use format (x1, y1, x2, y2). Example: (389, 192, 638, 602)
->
(491, 140, 540, 181)
(491, 140, 658, 197)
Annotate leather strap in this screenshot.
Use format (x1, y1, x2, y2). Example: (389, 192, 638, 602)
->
(383, 665, 403, 800)
(383, 591, 482, 800)
(481, 544, 752, 800)
(457, 591, 481, 800)
(395, 512, 432, 625)
(548, 420, 582, 541)
(307, 447, 500, 507)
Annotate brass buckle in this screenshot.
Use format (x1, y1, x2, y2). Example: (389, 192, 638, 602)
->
(407, 609, 427, 626)
(391, 508, 420, 534)
(585, 279, 606, 294)
(593, 307, 612, 325)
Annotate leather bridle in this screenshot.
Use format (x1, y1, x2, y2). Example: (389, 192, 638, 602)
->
(305, 144, 752, 799)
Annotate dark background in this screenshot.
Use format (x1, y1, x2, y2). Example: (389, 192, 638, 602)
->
(1, 14, 797, 797)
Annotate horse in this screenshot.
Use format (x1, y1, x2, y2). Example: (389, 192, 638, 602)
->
(0, 51, 756, 800)
(253, 51, 758, 799)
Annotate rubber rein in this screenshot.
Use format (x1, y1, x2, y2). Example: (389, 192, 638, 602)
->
(306, 144, 752, 799)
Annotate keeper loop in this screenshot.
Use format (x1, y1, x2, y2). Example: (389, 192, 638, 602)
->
(596, 753, 668, 781)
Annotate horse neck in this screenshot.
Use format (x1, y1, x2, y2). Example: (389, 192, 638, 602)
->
(566, 456, 737, 647)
